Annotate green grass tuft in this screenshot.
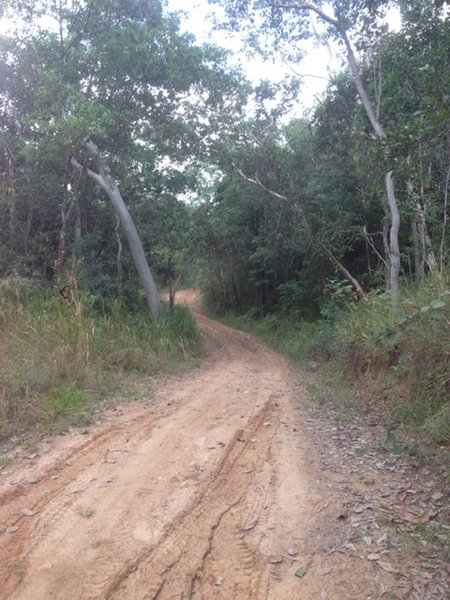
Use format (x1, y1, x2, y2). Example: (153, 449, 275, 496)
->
(424, 403, 450, 444)
(41, 384, 92, 431)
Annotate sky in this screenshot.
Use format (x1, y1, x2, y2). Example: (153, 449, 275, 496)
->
(166, 0, 341, 113)
(166, 1, 405, 115)
(0, 0, 402, 115)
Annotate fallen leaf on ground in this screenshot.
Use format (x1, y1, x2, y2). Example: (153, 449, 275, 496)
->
(244, 519, 257, 531)
(377, 560, 399, 574)
(295, 567, 307, 578)
(400, 509, 436, 524)
(314, 502, 329, 513)
(6, 526, 18, 533)
(397, 490, 407, 502)
(367, 553, 380, 561)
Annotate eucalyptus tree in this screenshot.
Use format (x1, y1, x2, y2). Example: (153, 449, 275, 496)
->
(367, 7, 450, 280)
(208, 0, 444, 303)
(0, 0, 247, 318)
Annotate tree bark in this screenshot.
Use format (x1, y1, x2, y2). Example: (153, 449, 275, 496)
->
(74, 197, 82, 242)
(0, 129, 18, 252)
(54, 195, 76, 277)
(114, 214, 123, 296)
(382, 224, 390, 290)
(271, 3, 402, 303)
(407, 177, 437, 277)
(385, 170, 400, 303)
(411, 219, 423, 283)
(71, 141, 160, 320)
(340, 24, 401, 304)
(439, 162, 450, 273)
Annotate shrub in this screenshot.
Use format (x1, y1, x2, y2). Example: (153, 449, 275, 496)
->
(225, 275, 450, 444)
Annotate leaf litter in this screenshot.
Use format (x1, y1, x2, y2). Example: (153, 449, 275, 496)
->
(299, 374, 450, 600)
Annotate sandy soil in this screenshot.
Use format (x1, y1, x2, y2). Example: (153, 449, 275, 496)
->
(0, 290, 445, 599)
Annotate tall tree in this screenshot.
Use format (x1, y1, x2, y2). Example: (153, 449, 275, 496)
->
(71, 141, 161, 319)
(0, 0, 247, 317)
(208, 0, 426, 303)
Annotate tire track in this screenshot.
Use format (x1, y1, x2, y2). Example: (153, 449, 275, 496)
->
(106, 401, 277, 599)
(0, 290, 304, 600)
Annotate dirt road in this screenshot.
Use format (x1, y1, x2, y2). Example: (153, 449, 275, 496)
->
(0, 290, 447, 599)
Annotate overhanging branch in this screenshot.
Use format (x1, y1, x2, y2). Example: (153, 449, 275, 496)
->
(269, 2, 339, 27)
(232, 162, 365, 297)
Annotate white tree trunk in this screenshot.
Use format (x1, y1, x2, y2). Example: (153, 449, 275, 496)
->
(385, 170, 400, 303)
(340, 27, 401, 304)
(274, 3, 403, 303)
(71, 142, 160, 320)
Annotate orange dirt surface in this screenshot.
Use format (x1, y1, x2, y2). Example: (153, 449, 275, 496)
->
(0, 290, 423, 599)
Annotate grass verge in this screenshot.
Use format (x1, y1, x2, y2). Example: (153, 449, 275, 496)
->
(221, 276, 450, 448)
(0, 277, 203, 437)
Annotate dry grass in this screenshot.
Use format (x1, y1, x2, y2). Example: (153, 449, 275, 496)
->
(0, 277, 202, 436)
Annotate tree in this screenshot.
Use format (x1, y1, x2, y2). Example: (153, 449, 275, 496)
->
(367, 11, 450, 280)
(208, 0, 417, 303)
(0, 0, 248, 318)
(71, 140, 160, 319)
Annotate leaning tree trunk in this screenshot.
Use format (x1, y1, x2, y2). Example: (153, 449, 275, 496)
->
(71, 141, 160, 320)
(340, 27, 401, 305)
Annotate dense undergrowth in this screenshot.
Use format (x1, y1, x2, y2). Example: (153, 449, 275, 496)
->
(220, 276, 450, 447)
(0, 277, 202, 437)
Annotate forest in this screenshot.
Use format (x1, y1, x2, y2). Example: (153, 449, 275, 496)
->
(0, 0, 449, 444)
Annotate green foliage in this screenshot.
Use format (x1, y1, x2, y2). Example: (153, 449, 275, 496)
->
(226, 274, 450, 445)
(326, 279, 449, 445)
(1, 0, 450, 457)
(424, 404, 450, 444)
(0, 0, 248, 301)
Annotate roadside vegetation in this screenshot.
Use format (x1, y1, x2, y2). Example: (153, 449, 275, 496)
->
(0, 277, 202, 438)
(219, 276, 450, 448)
(0, 2, 448, 590)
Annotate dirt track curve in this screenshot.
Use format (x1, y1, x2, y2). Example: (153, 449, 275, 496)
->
(0, 290, 421, 599)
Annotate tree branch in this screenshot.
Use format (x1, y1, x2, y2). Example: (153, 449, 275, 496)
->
(232, 162, 365, 297)
(70, 155, 104, 189)
(232, 163, 288, 201)
(362, 225, 389, 268)
(269, 2, 339, 28)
